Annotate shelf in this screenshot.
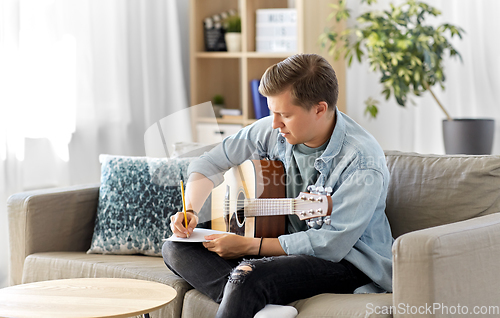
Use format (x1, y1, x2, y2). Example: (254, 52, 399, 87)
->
(195, 52, 295, 59)
(197, 117, 244, 124)
(245, 52, 294, 58)
(190, 0, 345, 143)
(196, 117, 259, 128)
(195, 52, 243, 58)
(244, 118, 258, 126)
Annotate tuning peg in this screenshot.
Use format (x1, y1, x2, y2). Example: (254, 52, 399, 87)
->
(308, 220, 316, 228)
(324, 216, 331, 225)
(325, 187, 333, 196)
(307, 185, 317, 193)
(316, 218, 323, 226)
(316, 186, 325, 194)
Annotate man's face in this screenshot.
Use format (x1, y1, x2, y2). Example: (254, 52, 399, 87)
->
(267, 89, 324, 147)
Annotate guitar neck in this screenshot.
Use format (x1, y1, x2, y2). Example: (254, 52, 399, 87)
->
(242, 198, 294, 217)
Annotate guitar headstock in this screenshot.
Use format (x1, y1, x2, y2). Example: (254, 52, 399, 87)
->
(293, 191, 332, 221)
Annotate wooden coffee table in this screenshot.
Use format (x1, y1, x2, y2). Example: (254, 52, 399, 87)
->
(0, 278, 177, 318)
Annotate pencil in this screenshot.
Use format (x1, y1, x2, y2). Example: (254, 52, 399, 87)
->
(180, 180, 189, 238)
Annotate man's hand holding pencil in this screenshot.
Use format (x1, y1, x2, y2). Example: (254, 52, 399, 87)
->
(170, 212, 198, 237)
(170, 211, 197, 238)
(170, 180, 198, 238)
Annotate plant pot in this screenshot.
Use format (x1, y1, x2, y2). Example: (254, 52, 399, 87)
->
(442, 119, 495, 155)
(213, 104, 223, 118)
(225, 33, 241, 52)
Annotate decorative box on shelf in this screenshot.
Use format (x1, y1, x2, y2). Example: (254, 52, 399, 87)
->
(256, 8, 297, 53)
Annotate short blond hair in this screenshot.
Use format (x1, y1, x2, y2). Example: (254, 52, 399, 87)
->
(259, 54, 339, 111)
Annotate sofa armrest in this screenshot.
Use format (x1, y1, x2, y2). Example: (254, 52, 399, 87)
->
(392, 212, 500, 318)
(7, 184, 100, 286)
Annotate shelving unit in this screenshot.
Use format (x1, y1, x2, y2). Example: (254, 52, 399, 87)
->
(189, 0, 345, 142)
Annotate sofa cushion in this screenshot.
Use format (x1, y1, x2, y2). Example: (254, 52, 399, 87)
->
(293, 293, 393, 318)
(385, 151, 500, 237)
(180, 289, 393, 318)
(181, 289, 219, 318)
(88, 155, 193, 256)
(22, 252, 192, 318)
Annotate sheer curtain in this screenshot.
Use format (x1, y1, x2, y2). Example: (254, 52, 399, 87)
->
(0, 0, 190, 287)
(345, 0, 500, 155)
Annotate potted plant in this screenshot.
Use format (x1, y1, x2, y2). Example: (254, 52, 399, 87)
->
(320, 0, 495, 154)
(224, 14, 242, 52)
(212, 94, 225, 117)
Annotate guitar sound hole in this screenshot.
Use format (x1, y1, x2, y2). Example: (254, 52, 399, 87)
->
(236, 192, 245, 225)
(229, 191, 246, 236)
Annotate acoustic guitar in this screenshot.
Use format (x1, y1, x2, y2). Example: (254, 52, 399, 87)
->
(211, 160, 332, 238)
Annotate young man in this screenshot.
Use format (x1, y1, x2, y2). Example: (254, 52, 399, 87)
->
(163, 54, 393, 318)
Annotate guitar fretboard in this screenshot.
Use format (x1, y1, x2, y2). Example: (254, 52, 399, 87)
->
(240, 198, 294, 217)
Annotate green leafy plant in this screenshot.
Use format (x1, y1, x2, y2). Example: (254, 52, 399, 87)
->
(320, 0, 464, 119)
(213, 94, 225, 105)
(224, 15, 241, 33)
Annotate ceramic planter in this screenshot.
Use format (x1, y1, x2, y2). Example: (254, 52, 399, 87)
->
(442, 118, 495, 155)
(225, 33, 241, 52)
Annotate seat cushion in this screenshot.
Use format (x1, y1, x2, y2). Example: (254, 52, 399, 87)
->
(181, 288, 393, 318)
(181, 289, 219, 318)
(293, 293, 393, 318)
(22, 252, 192, 318)
(385, 151, 500, 237)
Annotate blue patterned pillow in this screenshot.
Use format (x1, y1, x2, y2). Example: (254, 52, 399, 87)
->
(87, 155, 194, 256)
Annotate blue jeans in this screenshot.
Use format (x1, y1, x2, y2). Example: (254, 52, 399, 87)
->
(162, 241, 371, 318)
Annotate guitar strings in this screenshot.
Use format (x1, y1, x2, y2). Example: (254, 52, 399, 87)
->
(221, 199, 323, 204)
(221, 199, 324, 207)
(220, 202, 322, 209)
(217, 199, 327, 214)
(220, 201, 324, 207)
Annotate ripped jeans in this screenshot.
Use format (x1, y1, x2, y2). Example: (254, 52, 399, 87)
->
(162, 241, 371, 318)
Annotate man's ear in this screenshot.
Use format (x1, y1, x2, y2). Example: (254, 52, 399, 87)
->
(315, 101, 328, 116)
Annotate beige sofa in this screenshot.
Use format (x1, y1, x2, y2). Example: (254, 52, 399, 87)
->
(8, 151, 500, 318)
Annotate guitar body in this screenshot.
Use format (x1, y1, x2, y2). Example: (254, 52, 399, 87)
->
(211, 160, 287, 238)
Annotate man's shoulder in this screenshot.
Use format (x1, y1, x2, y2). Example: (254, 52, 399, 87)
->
(237, 116, 278, 142)
(337, 112, 387, 172)
(249, 116, 274, 131)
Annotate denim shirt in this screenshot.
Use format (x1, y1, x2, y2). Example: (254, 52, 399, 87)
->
(188, 109, 394, 293)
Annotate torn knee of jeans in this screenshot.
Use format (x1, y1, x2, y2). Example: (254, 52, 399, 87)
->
(259, 256, 275, 263)
(228, 262, 254, 284)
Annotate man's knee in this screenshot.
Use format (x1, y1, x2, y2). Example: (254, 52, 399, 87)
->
(162, 241, 182, 264)
(229, 262, 254, 284)
(228, 257, 275, 285)
(162, 241, 187, 276)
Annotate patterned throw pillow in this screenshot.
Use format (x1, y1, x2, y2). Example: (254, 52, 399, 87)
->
(87, 155, 194, 256)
